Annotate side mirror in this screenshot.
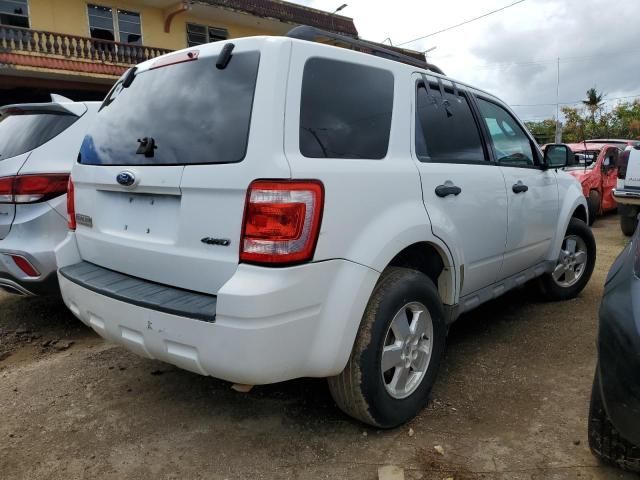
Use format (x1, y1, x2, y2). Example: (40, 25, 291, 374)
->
(544, 144, 571, 169)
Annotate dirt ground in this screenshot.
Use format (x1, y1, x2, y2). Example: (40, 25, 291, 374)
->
(0, 214, 636, 480)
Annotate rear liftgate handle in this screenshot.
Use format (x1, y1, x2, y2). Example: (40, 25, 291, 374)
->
(512, 181, 529, 194)
(435, 184, 462, 198)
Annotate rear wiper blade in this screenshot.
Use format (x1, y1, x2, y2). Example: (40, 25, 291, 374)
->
(216, 43, 235, 70)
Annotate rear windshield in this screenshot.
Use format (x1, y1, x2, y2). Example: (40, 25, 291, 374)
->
(0, 112, 78, 160)
(79, 51, 260, 166)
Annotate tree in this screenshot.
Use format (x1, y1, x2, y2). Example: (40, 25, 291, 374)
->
(524, 119, 556, 145)
(522, 97, 640, 144)
(582, 87, 604, 124)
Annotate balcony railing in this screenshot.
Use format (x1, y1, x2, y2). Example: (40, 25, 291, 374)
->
(0, 25, 173, 66)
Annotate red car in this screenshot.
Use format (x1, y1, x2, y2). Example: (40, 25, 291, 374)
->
(564, 143, 622, 224)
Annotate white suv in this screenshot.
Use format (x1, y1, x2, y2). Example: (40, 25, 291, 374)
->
(56, 31, 595, 427)
(0, 96, 99, 295)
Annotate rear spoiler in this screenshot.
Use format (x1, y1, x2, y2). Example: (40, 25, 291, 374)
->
(0, 94, 87, 118)
(286, 26, 445, 75)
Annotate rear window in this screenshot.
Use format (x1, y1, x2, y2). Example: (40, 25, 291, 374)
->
(0, 112, 77, 160)
(299, 58, 394, 159)
(79, 51, 260, 166)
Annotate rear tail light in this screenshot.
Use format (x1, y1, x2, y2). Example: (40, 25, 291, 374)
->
(10, 255, 40, 277)
(67, 177, 76, 231)
(619, 149, 631, 179)
(0, 174, 69, 204)
(240, 180, 324, 265)
(0, 176, 12, 203)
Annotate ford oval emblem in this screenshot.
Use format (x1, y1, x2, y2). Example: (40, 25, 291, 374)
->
(116, 171, 135, 187)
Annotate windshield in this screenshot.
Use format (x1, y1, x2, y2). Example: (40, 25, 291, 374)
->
(0, 112, 78, 160)
(565, 150, 598, 170)
(79, 51, 260, 166)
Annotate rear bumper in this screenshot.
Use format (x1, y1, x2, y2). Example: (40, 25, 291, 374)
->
(0, 200, 67, 296)
(57, 235, 379, 385)
(613, 188, 640, 205)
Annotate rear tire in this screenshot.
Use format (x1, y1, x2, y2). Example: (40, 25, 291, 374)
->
(589, 372, 640, 472)
(328, 267, 446, 428)
(620, 213, 638, 236)
(539, 218, 596, 301)
(587, 191, 600, 226)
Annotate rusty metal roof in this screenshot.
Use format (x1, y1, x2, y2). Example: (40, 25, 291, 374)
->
(196, 0, 358, 36)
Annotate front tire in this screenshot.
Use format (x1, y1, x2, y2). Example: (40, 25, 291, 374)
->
(539, 218, 596, 301)
(620, 212, 638, 236)
(328, 267, 446, 428)
(589, 372, 640, 472)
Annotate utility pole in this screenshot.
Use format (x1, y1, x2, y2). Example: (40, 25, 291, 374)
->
(555, 56, 562, 143)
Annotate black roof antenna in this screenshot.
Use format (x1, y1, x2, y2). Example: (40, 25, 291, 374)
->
(286, 26, 445, 75)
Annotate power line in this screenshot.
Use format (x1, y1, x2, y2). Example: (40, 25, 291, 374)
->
(428, 48, 640, 70)
(510, 93, 640, 107)
(397, 0, 527, 47)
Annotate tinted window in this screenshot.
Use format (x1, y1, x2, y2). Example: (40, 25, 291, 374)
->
(415, 80, 485, 163)
(79, 52, 260, 166)
(0, 112, 77, 160)
(477, 98, 537, 167)
(300, 58, 394, 159)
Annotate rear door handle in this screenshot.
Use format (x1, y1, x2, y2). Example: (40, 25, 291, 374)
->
(435, 184, 462, 197)
(512, 182, 529, 194)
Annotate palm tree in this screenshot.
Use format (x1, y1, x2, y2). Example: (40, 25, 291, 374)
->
(582, 87, 604, 124)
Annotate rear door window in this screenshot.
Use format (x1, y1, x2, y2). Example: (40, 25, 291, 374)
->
(299, 58, 394, 159)
(415, 79, 486, 163)
(79, 51, 260, 166)
(0, 112, 78, 161)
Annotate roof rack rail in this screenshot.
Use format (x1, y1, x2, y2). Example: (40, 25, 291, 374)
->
(286, 26, 445, 75)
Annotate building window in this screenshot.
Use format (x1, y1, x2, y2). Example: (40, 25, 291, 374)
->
(117, 9, 142, 44)
(0, 0, 29, 28)
(186, 23, 228, 47)
(87, 4, 142, 44)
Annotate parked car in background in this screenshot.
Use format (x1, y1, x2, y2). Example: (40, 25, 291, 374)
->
(585, 139, 640, 149)
(613, 145, 640, 235)
(0, 96, 99, 295)
(589, 219, 640, 473)
(56, 31, 595, 427)
(564, 142, 621, 224)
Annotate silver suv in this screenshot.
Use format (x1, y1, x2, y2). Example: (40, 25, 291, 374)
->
(0, 96, 98, 295)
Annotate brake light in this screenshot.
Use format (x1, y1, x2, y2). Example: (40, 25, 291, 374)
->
(0, 176, 12, 203)
(240, 180, 324, 265)
(10, 255, 39, 277)
(0, 174, 69, 204)
(67, 177, 76, 230)
(619, 149, 631, 179)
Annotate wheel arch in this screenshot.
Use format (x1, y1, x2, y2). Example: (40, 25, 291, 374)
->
(548, 182, 590, 261)
(383, 241, 456, 306)
(573, 203, 588, 224)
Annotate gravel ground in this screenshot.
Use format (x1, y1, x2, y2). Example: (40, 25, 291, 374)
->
(0, 214, 636, 480)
